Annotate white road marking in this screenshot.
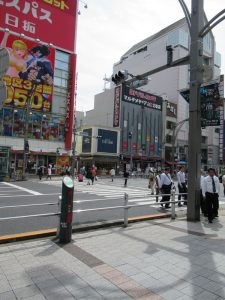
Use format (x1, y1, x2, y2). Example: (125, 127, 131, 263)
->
(2, 182, 43, 195)
(0, 193, 60, 198)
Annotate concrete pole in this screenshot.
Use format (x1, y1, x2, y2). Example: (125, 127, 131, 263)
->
(187, 0, 204, 221)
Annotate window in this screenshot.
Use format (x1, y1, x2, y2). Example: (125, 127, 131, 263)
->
(166, 135, 172, 144)
(167, 29, 189, 49)
(201, 136, 207, 144)
(167, 121, 175, 130)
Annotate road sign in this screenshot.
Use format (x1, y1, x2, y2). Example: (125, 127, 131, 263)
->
(0, 48, 9, 78)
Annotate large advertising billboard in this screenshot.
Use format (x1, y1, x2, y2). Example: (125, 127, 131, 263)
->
(82, 128, 92, 153)
(0, 32, 55, 112)
(0, 0, 77, 52)
(122, 85, 162, 111)
(97, 129, 118, 154)
(180, 77, 224, 127)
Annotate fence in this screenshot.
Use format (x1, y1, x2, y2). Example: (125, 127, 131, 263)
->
(0, 191, 188, 230)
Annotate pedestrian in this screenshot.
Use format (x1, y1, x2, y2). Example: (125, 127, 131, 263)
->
(91, 166, 97, 184)
(86, 167, 94, 185)
(177, 166, 187, 206)
(110, 168, 116, 182)
(200, 170, 206, 216)
(155, 170, 162, 202)
(148, 168, 156, 195)
(160, 168, 172, 208)
(46, 165, 52, 180)
(124, 170, 129, 187)
(202, 168, 220, 223)
(222, 174, 225, 196)
(37, 165, 43, 180)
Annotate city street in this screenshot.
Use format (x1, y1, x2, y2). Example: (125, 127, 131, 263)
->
(0, 176, 225, 237)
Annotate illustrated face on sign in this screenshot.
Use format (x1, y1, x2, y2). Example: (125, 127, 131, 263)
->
(12, 40, 28, 59)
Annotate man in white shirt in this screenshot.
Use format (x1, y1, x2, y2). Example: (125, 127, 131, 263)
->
(200, 170, 206, 215)
(177, 166, 187, 207)
(160, 168, 172, 208)
(110, 168, 116, 182)
(155, 170, 162, 202)
(202, 168, 220, 223)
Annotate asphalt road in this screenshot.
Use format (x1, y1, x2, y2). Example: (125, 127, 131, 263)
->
(0, 176, 224, 236)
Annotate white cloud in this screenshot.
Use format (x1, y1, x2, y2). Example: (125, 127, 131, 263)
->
(76, 0, 225, 111)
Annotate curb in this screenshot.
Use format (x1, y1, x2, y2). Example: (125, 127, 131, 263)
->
(0, 212, 171, 244)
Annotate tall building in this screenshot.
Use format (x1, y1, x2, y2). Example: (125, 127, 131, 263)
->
(112, 18, 222, 167)
(0, 0, 78, 179)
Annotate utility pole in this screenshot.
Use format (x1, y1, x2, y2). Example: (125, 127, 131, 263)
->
(71, 120, 76, 181)
(22, 83, 37, 180)
(187, 0, 204, 221)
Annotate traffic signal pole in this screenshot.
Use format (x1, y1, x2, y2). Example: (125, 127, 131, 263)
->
(187, 0, 204, 221)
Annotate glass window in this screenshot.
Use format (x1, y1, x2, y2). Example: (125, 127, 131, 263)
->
(54, 77, 62, 86)
(13, 110, 24, 137)
(55, 51, 70, 63)
(0, 109, 3, 134)
(3, 109, 13, 136)
(55, 60, 69, 71)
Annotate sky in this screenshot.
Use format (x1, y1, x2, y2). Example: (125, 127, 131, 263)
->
(76, 0, 225, 112)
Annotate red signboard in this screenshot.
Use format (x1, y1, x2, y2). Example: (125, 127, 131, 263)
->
(0, 0, 77, 52)
(113, 86, 121, 127)
(65, 53, 76, 149)
(150, 145, 155, 152)
(132, 143, 137, 150)
(0, 32, 55, 112)
(123, 141, 128, 150)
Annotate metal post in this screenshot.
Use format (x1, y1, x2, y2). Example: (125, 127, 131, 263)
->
(171, 189, 176, 220)
(187, 0, 204, 221)
(71, 120, 76, 181)
(124, 193, 129, 227)
(57, 195, 62, 237)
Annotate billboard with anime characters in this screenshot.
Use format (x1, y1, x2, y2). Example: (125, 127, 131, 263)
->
(0, 31, 55, 112)
(0, 0, 77, 52)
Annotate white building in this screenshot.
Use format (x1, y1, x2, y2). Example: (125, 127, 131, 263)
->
(112, 18, 222, 166)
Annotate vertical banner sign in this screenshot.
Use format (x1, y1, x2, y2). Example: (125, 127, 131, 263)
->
(65, 53, 76, 149)
(113, 85, 121, 127)
(0, 32, 55, 112)
(0, 0, 77, 52)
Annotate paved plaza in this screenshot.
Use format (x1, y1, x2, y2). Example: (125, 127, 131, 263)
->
(1, 214, 225, 299)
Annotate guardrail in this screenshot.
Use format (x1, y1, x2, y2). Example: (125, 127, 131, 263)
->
(0, 192, 187, 229)
(72, 190, 188, 227)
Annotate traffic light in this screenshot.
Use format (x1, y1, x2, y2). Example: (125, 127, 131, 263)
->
(166, 45, 173, 66)
(111, 70, 128, 85)
(128, 131, 133, 139)
(24, 140, 29, 153)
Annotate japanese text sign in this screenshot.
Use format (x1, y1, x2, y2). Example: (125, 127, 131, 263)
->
(113, 85, 121, 127)
(0, 32, 55, 112)
(0, 0, 77, 52)
(122, 85, 162, 111)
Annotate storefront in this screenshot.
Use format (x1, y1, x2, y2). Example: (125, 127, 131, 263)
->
(0, 146, 10, 180)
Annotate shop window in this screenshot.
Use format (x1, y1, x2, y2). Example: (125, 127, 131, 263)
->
(13, 110, 24, 137)
(166, 134, 172, 144)
(0, 109, 3, 134)
(42, 117, 49, 140)
(3, 109, 13, 136)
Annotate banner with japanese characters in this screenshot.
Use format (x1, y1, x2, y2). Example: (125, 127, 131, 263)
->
(0, 32, 55, 112)
(122, 85, 162, 111)
(0, 0, 77, 52)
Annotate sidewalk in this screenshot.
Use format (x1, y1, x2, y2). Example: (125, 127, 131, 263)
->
(1, 216, 225, 300)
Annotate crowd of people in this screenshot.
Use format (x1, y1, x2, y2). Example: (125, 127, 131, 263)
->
(148, 166, 221, 223)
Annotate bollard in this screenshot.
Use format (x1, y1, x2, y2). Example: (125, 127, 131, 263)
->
(56, 195, 62, 238)
(124, 193, 129, 227)
(59, 176, 74, 243)
(171, 190, 176, 220)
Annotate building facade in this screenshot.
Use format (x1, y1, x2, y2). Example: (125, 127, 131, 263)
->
(112, 18, 222, 167)
(0, 0, 78, 179)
